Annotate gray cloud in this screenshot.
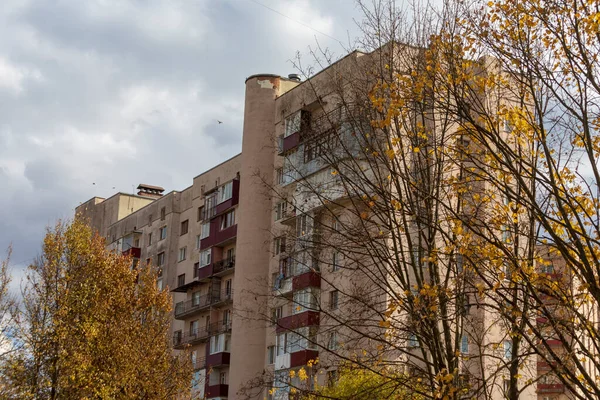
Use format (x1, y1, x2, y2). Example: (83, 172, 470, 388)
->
(0, 0, 361, 292)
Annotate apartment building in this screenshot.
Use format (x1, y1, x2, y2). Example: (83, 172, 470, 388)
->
(76, 45, 582, 400)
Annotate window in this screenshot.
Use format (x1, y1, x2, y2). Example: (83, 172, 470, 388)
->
(276, 332, 288, 356)
(178, 247, 187, 262)
(332, 251, 340, 272)
(223, 309, 231, 325)
(226, 247, 235, 262)
(456, 254, 464, 273)
(541, 262, 555, 274)
(201, 222, 210, 239)
(275, 202, 287, 221)
(461, 335, 469, 354)
(200, 249, 211, 267)
(160, 207, 166, 221)
(157, 252, 165, 266)
(180, 219, 189, 235)
(276, 167, 284, 185)
(296, 214, 309, 237)
(219, 181, 233, 203)
(220, 372, 227, 385)
(197, 206, 203, 222)
(205, 194, 217, 219)
(327, 370, 339, 387)
(196, 235, 201, 249)
(267, 345, 275, 364)
(221, 210, 235, 230)
(134, 238, 140, 247)
(177, 274, 185, 287)
(408, 334, 418, 347)
(193, 262, 199, 278)
(192, 291, 201, 306)
(328, 331, 338, 350)
(272, 306, 282, 324)
(148, 232, 152, 246)
(159, 226, 167, 240)
(148, 213, 153, 226)
(157, 278, 163, 290)
(293, 289, 317, 314)
(284, 111, 301, 137)
(210, 333, 231, 354)
(274, 236, 286, 255)
(190, 320, 199, 335)
(146, 258, 151, 266)
(225, 279, 232, 296)
(503, 340, 512, 360)
(330, 290, 339, 310)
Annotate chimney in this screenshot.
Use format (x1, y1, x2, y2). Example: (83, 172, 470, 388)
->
(288, 73, 301, 82)
(136, 184, 165, 199)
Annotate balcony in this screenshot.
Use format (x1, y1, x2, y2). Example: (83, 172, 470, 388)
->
(273, 275, 293, 296)
(200, 224, 237, 250)
(290, 349, 319, 368)
(537, 383, 564, 394)
(292, 271, 321, 291)
(215, 180, 240, 215)
(208, 319, 232, 335)
(172, 328, 210, 349)
(174, 290, 234, 320)
(275, 353, 290, 370)
(537, 361, 557, 372)
(276, 311, 320, 333)
(197, 257, 236, 281)
(211, 289, 234, 307)
(544, 339, 563, 347)
(206, 384, 228, 398)
(207, 352, 230, 368)
(174, 294, 213, 319)
(280, 131, 301, 154)
(122, 247, 141, 259)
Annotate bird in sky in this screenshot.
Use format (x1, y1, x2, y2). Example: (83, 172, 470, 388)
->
(217, 120, 223, 124)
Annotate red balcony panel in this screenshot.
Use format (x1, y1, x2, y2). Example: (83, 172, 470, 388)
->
(215, 180, 240, 215)
(536, 317, 548, 324)
(200, 224, 237, 250)
(197, 263, 214, 280)
(292, 271, 321, 291)
(545, 339, 562, 346)
(206, 384, 228, 398)
(290, 350, 319, 368)
(537, 383, 564, 393)
(207, 352, 230, 367)
(276, 311, 319, 333)
(122, 247, 141, 258)
(281, 131, 301, 153)
(537, 361, 557, 371)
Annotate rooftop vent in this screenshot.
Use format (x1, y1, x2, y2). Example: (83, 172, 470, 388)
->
(137, 184, 165, 199)
(288, 74, 301, 82)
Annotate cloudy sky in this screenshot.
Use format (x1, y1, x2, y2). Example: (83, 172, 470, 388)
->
(0, 0, 362, 288)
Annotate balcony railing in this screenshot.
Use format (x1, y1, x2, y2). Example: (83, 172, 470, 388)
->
(206, 351, 231, 367)
(122, 247, 141, 259)
(206, 384, 228, 398)
(174, 289, 234, 319)
(197, 257, 235, 281)
(537, 383, 565, 393)
(174, 293, 213, 318)
(208, 319, 232, 334)
(173, 328, 210, 348)
(276, 310, 320, 333)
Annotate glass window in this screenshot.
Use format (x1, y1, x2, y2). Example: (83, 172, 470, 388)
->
(296, 214, 309, 237)
(148, 232, 152, 246)
(330, 290, 339, 310)
(178, 247, 187, 262)
(196, 235, 201, 249)
(160, 226, 167, 240)
(284, 111, 301, 137)
(461, 335, 469, 354)
(201, 222, 210, 239)
(503, 340, 512, 359)
(180, 219, 189, 235)
(328, 331, 338, 350)
(157, 252, 165, 266)
(275, 202, 287, 221)
(219, 181, 233, 203)
(200, 250, 211, 267)
(267, 345, 275, 364)
(221, 210, 236, 230)
(293, 288, 317, 314)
